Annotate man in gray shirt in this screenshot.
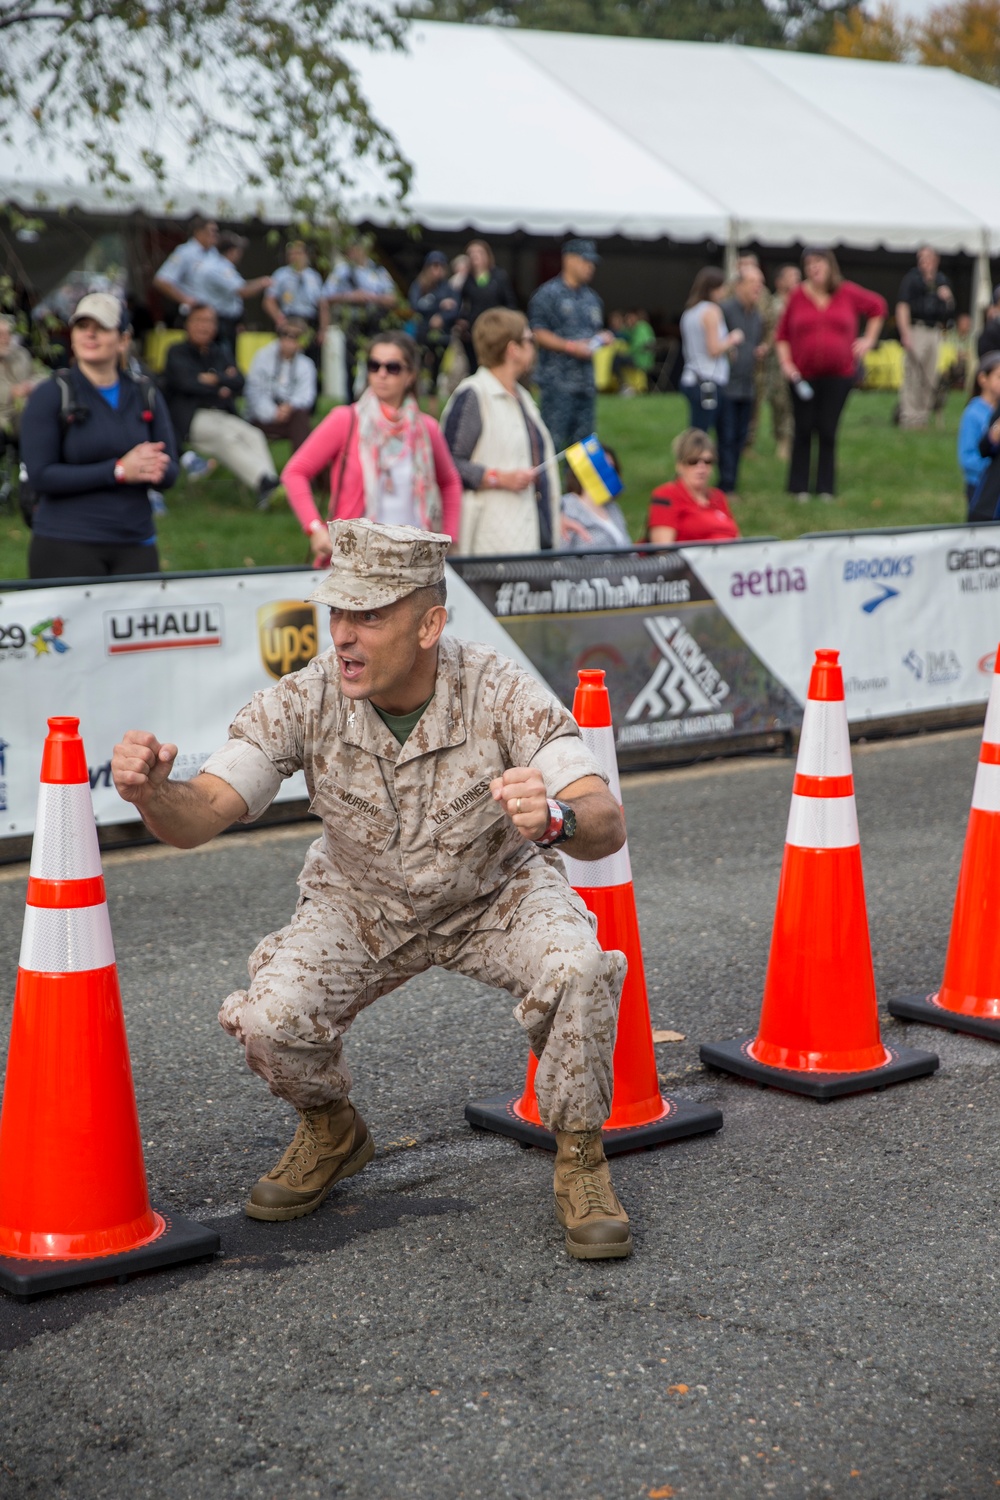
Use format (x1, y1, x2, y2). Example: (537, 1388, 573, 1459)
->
(719, 265, 766, 495)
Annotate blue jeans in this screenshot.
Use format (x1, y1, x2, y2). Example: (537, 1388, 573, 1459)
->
(717, 394, 753, 493)
(683, 381, 721, 435)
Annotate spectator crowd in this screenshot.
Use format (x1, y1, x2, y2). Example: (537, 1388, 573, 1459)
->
(3, 221, 998, 581)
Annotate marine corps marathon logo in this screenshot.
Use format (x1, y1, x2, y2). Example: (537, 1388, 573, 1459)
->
(258, 601, 319, 680)
(618, 617, 734, 748)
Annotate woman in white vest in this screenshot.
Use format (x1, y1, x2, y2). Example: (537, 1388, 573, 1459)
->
(441, 308, 560, 555)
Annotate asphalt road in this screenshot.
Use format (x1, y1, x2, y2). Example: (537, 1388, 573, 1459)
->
(0, 728, 996, 1500)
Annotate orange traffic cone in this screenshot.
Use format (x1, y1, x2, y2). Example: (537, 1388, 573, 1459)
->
(890, 643, 1000, 1041)
(0, 717, 219, 1298)
(466, 670, 722, 1154)
(701, 650, 938, 1100)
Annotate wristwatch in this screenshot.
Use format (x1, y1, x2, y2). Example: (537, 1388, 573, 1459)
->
(114, 461, 127, 483)
(537, 798, 576, 848)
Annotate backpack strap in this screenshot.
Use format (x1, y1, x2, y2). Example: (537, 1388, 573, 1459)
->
(134, 371, 157, 432)
(53, 369, 77, 430)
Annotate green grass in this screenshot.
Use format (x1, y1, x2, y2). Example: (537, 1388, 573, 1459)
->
(600, 390, 966, 542)
(0, 390, 967, 581)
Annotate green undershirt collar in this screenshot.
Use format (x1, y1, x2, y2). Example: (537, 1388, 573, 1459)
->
(373, 694, 434, 745)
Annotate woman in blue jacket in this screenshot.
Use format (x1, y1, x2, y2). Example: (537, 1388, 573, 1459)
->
(20, 292, 179, 579)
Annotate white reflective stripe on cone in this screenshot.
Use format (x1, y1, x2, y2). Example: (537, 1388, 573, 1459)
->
(563, 841, 633, 890)
(785, 794, 860, 850)
(795, 700, 853, 779)
(19, 902, 116, 974)
(29, 783, 103, 881)
(984, 680, 1000, 749)
(579, 724, 621, 801)
(971, 760, 1000, 813)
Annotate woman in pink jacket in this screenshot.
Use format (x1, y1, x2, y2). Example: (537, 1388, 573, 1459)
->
(282, 331, 462, 564)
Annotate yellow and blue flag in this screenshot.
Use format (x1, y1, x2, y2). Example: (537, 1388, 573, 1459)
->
(564, 434, 623, 506)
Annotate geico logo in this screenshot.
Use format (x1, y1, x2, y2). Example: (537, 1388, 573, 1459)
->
(730, 566, 806, 597)
(842, 556, 914, 582)
(948, 548, 1000, 571)
(258, 601, 319, 680)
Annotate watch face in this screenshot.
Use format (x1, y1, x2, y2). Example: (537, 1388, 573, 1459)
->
(558, 800, 577, 842)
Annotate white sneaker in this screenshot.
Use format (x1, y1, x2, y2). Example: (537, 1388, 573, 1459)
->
(181, 451, 215, 481)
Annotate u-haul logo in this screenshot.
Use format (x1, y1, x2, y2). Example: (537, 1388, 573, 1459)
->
(104, 606, 223, 655)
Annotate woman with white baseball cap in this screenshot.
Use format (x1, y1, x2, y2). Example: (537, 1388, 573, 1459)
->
(19, 292, 179, 578)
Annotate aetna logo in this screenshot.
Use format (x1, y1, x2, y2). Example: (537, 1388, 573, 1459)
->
(730, 566, 806, 597)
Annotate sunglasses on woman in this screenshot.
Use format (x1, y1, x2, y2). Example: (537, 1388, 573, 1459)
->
(367, 358, 405, 375)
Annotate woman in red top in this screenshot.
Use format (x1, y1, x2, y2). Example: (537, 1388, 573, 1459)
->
(775, 248, 885, 503)
(647, 428, 740, 545)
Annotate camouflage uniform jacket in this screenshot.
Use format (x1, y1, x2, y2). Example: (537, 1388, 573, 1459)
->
(528, 275, 604, 393)
(201, 637, 604, 960)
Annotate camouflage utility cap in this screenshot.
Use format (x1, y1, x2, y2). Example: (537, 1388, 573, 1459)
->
(309, 519, 450, 611)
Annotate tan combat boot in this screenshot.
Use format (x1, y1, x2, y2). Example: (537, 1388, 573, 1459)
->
(246, 1098, 375, 1221)
(553, 1129, 632, 1260)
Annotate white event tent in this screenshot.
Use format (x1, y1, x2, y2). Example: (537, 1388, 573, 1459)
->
(344, 24, 1000, 259)
(1, 23, 998, 297)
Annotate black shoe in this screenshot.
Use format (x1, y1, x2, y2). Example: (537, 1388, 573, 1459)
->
(256, 478, 283, 512)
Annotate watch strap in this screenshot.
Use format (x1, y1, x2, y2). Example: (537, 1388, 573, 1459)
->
(537, 798, 571, 847)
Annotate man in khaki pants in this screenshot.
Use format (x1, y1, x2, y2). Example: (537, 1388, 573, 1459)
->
(896, 247, 955, 429)
(161, 304, 284, 510)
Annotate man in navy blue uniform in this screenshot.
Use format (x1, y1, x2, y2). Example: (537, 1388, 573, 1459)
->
(528, 239, 611, 456)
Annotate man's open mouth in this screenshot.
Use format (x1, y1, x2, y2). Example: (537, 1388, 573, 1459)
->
(338, 655, 366, 681)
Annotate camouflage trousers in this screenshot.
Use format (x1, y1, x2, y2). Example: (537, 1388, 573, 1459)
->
(538, 384, 596, 458)
(758, 357, 793, 447)
(219, 869, 625, 1133)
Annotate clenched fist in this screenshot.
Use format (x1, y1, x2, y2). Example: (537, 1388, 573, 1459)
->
(112, 730, 178, 805)
(490, 766, 549, 842)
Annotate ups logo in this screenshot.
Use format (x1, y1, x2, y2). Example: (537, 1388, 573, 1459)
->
(258, 601, 319, 680)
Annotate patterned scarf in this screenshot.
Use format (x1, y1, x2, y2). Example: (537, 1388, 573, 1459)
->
(355, 386, 442, 532)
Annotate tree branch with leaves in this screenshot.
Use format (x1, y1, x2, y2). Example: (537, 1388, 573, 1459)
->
(0, 0, 412, 223)
(830, 0, 1000, 85)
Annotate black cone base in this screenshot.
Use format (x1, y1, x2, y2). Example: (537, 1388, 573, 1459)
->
(699, 1035, 939, 1100)
(465, 1092, 722, 1155)
(889, 991, 1000, 1043)
(0, 1210, 220, 1300)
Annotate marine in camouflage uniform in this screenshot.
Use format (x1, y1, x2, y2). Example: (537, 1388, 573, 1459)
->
(528, 239, 607, 456)
(112, 519, 633, 1259)
(759, 273, 798, 458)
(207, 633, 623, 1134)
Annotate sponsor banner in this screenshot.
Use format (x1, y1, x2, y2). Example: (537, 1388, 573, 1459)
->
(682, 527, 1000, 720)
(0, 566, 507, 838)
(2, 528, 996, 839)
(451, 552, 802, 755)
(0, 573, 317, 836)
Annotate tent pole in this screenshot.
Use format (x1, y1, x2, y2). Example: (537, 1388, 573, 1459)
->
(968, 231, 991, 392)
(970, 231, 990, 342)
(725, 219, 740, 281)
